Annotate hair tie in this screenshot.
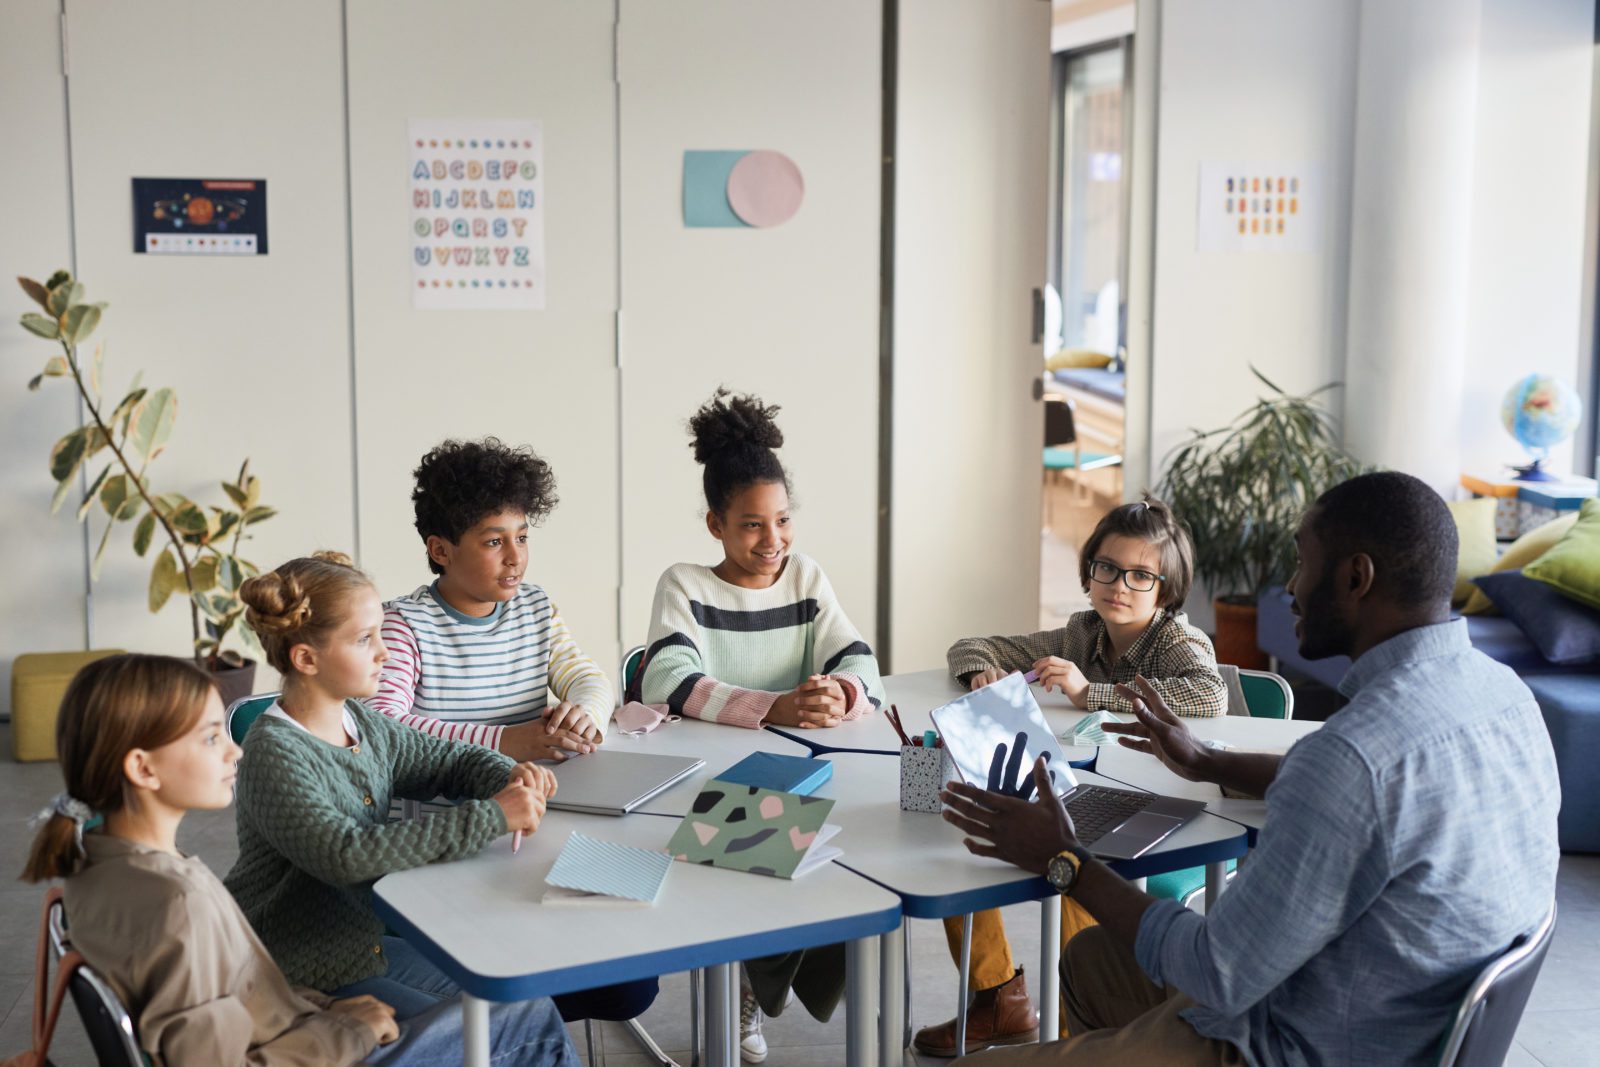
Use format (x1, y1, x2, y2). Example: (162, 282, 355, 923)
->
(30, 792, 96, 855)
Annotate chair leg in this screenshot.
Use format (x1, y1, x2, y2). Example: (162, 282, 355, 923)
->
(584, 1018, 598, 1065)
(690, 969, 702, 1067)
(621, 1017, 681, 1067)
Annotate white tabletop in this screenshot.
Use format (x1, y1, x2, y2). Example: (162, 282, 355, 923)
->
(371, 809, 902, 1002)
(807, 752, 1251, 918)
(601, 716, 815, 817)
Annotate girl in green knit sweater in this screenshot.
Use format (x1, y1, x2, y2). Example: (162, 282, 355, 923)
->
(227, 552, 575, 1063)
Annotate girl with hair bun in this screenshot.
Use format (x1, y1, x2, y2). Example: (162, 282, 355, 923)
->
(225, 552, 578, 1064)
(19, 652, 527, 1065)
(638, 389, 886, 1060)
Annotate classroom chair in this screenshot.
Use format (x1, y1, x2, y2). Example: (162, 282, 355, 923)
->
(46, 891, 149, 1067)
(1143, 667, 1293, 907)
(1437, 902, 1556, 1067)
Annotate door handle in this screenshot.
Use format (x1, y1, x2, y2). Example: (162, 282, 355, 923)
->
(1031, 287, 1045, 344)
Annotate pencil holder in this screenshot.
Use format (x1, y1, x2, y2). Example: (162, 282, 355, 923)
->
(899, 743, 956, 813)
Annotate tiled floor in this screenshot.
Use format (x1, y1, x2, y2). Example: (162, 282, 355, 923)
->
(2, 723, 1596, 1066)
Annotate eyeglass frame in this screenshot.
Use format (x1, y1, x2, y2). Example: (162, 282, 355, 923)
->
(1087, 558, 1167, 593)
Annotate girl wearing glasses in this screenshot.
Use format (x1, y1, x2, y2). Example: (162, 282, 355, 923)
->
(913, 496, 1225, 1058)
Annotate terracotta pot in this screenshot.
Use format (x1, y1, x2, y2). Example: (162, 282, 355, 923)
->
(209, 658, 259, 709)
(1212, 598, 1268, 670)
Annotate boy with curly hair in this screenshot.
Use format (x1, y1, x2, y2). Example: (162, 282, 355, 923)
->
(371, 437, 613, 762)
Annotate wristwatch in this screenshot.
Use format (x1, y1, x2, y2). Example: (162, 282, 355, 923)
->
(1046, 846, 1093, 895)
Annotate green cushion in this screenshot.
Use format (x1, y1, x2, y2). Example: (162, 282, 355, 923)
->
(227, 696, 277, 745)
(1523, 498, 1600, 611)
(1239, 674, 1288, 719)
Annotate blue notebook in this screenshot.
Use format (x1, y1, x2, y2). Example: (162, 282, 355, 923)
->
(543, 832, 673, 907)
(715, 752, 833, 796)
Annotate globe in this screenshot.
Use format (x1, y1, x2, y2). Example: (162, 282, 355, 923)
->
(1501, 373, 1583, 481)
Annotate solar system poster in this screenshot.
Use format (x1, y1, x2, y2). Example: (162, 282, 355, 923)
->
(131, 178, 268, 256)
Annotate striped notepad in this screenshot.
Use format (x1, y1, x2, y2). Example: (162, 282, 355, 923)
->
(543, 832, 672, 907)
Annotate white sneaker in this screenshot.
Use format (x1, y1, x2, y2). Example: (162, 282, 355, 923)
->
(739, 991, 768, 1063)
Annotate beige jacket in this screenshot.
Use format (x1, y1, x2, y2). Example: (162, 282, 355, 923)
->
(62, 833, 375, 1067)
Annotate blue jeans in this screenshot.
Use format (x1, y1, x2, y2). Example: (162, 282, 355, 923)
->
(332, 937, 578, 1066)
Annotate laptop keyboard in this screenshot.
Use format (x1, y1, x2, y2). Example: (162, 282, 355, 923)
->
(1067, 786, 1156, 845)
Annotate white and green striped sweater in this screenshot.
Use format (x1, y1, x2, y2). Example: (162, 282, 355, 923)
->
(639, 553, 884, 728)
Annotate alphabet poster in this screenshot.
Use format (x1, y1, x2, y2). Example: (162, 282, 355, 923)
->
(1196, 162, 1321, 254)
(409, 119, 545, 309)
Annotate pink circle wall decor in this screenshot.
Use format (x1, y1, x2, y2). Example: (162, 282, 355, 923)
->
(726, 150, 805, 228)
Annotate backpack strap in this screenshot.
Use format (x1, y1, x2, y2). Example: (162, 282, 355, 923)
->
(2, 888, 90, 1067)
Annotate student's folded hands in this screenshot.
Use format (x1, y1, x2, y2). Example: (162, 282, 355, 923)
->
(500, 713, 597, 762)
(544, 700, 602, 743)
(766, 674, 848, 729)
(507, 761, 558, 798)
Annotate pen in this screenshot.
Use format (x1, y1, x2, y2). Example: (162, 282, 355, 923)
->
(886, 704, 915, 747)
(512, 830, 522, 854)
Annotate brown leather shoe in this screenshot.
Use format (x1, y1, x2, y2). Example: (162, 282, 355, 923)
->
(911, 968, 1040, 1057)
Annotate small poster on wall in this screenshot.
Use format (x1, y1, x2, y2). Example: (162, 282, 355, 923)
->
(132, 178, 268, 255)
(409, 119, 545, 310)
(1196, 162, 1322, 254)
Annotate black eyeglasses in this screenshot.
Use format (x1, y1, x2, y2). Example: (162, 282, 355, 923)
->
(1088, 559, 1165, 593)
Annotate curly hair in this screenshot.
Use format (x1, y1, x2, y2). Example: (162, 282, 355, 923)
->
(688, 388, 790, 516)
(240, 551, 374, 674)
(411, 437, 559, 574)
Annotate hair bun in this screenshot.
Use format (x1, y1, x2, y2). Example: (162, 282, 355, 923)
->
(239, 572, 315, 636)
(310, 550, 355, 568)
(688, 388, 784, 465)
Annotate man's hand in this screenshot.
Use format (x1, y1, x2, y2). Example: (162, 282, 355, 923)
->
(544, 701, 602, 743)
(1100, 675, 1210, 782)
(499, 719, 596, 762)
(942, 757, 1078, 875)
(1032, 656, 1091, 708)
(966, 668, 1005, 691)
(330, 995, 399, 1045)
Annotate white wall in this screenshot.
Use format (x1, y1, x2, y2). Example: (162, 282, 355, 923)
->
(617, 0, 883, 656)
(0, 1, 85, 716)
(1459, 0, 1595, 476)
(1146, 0, 1360, 477)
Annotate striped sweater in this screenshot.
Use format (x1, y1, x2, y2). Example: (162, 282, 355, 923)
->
(371, 581, 613, 750)
(639, 553, 885, 729)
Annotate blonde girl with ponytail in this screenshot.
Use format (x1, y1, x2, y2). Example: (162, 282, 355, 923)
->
(223, 552, 578, 1064)
(21, 653, 401, 1065)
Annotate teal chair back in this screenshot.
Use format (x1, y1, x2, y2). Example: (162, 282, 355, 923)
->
(1238, 669, 1293, 719)
(621, 645, 645, 703)
(227, 692, 280, 745)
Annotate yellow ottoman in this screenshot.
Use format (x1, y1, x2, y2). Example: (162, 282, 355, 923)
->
(10, 650, 125, 762)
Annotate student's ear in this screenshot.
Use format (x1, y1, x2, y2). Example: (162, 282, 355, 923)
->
(425, 535, 455, 572)
(705, 510, 724, 542)
(122, 748, 160, 792)
(288, 642, 319, 677)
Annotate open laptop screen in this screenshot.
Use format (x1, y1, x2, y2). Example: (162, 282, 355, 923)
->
(930, 672, 1079, 798)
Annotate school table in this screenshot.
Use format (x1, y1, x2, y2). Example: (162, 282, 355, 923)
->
(809, 752, 1252, 1049)
(605, 714, 817, 815)
(372, 809, 902, 1067)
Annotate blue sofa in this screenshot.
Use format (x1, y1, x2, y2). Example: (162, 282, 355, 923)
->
(1257, 588, 1600, 852)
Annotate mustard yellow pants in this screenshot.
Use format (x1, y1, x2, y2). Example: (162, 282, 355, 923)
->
(941, 898, 1099, 990)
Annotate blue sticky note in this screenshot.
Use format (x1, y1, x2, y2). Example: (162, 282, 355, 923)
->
(684, 150, 751, 228)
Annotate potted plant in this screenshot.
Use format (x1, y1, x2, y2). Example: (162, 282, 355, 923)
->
(18, 270, 277, 705)
(1157, 368, 1366, 668)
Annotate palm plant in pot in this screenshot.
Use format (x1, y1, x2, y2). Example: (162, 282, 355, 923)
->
(17, 270, 277, 705)
(1157, 368, 1366, 668)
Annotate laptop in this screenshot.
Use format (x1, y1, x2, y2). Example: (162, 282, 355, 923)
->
(929, 672, 1206, 860)
(545, 751, 706, 816)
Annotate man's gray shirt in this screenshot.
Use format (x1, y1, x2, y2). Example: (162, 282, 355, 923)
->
(1135, 620, 1560, 1066)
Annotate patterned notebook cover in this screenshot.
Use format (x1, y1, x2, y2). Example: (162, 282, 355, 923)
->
(543, 831, 673, 906)
(666, 781, 840, 879)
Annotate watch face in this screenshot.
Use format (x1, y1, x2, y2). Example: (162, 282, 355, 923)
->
(1048, 853, 1076, 891)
